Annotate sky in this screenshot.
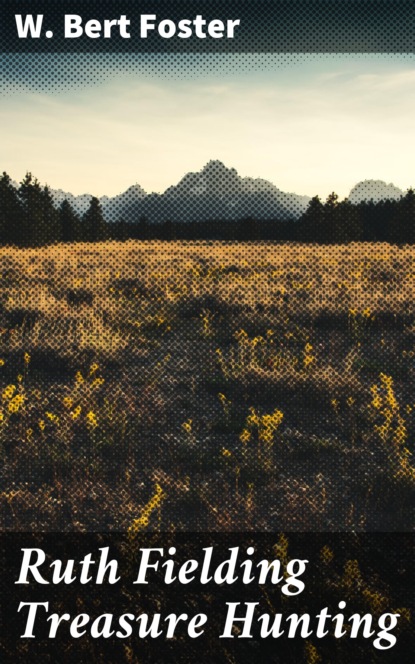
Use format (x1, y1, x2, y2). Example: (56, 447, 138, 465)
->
(1, 53, 415, 200)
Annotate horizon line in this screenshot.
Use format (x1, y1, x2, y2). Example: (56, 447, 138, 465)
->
(3, 159, 410, 201)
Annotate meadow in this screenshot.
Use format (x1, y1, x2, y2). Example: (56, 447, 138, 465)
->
(0, 240, 414, 531)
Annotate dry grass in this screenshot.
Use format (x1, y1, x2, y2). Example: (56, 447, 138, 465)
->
(2, 240, 415, 311)
(0, 241, 414, 531)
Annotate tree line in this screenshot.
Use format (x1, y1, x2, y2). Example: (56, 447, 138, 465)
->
(1, 171, 415, 246)
(0, 172, 108, 246)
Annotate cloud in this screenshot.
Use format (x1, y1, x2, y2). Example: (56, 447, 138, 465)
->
(355, 69, 415, 91)
(1, 56, 415, 199)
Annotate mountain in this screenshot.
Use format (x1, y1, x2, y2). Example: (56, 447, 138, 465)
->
(138, 160, 311, 223)
(49, 161, 311, 223)
(17, 163, 408, 223)
(49, 188, 93, 215)
(348, 180, 404, 204)
(101, 183, 147, 220)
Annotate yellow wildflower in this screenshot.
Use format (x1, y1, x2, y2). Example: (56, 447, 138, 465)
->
(2, 384, 16, 400)
(63, 396, 73, 409)
(303, 343, 315, 368)
(240, 428, 251, 444)
(38, 419, 45, 431)
(128, 484, 165, 538)
(218, 392, 231, 415)
(393, 422, 407, 447)
(379, 372, 393, 388)
(91, 377, 105, 388)
(86, 410, 98, 428)
(24, 352, 31, 365)
(71, 405, 82, 420)
(320, 545, 334, 564)
(75, 371, 84, 384)
(8, 394, 25, 413)
(305, 642, 321, 664)
(246, 407, 260, 427)
(182, 419, 192, 433)
(370, 385, 382, 410)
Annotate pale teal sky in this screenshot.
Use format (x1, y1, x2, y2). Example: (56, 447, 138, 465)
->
(1, 54, 415, 199)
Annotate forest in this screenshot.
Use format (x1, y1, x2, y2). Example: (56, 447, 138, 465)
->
(1, 171, 415, 245)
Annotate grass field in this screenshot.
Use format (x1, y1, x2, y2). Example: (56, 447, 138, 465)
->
(0, 240, 414, 531)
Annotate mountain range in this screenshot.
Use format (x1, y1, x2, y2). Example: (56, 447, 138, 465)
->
(47, 160, 406, 223)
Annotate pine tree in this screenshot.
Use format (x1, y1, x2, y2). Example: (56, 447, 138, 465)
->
(331, 199, 362, 242)
(59, 199, 80, 242)
(322, 192, 340, 243)
(40, 185, 60, 244)
(300, 195, 325, 242)
(395, 189, 415, 244)
(18, 172, 45, 246)
(0, 172, 22, 245)
(83, 197, 108, 242)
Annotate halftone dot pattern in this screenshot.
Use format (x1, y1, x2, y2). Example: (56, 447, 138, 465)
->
(0, 4, 414, 662)
(0, 3, 414, 534)
(3, 51, 407, 94)
(1, 216, 415, 531)
(2, 1, 415, 53)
